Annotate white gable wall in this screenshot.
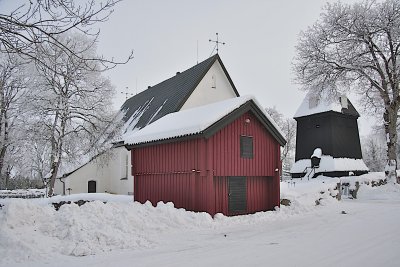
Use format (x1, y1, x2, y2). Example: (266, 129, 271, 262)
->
(54, 147, 134, 196)
(180, 60, 237, 110)
(107, 147, 134, 195)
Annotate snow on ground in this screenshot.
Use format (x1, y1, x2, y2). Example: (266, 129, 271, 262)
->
(1, 174, 400, 267)
(290, 156, 369, 173)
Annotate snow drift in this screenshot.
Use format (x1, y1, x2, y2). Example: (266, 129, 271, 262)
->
(1, 174, 399, 266)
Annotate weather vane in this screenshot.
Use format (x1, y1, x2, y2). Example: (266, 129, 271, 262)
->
(209, 33, 225, 55)
(121, 86, 133, 100)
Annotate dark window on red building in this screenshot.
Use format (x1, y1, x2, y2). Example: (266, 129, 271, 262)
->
(240, 136, 253, 158)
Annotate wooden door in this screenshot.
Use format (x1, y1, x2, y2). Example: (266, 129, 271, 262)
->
(228, 176, 247, 215)
(88, 180, 96, 193)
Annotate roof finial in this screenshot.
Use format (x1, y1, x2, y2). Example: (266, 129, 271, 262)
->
(209, 33, 225, 56)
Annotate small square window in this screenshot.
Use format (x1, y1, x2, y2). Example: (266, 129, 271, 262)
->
(240, 136, 253, 159)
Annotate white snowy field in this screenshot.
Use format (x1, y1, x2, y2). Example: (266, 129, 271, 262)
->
(1, 175, 399, 267)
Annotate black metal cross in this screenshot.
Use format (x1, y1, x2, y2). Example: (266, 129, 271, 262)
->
(209, 33, 226, 54)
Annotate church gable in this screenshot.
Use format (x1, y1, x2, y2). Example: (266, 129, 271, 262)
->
(120, 54, 239, 134)
(180, 58, 239, 110)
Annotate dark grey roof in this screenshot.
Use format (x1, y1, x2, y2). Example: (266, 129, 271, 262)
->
(120, 54, 239, 133)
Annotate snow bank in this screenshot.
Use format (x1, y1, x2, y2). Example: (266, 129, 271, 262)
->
(0, 199, 214, 264)
(340, 172, 386, 187)
(290, 156, 369, 173)
(3, 175, 395, 265)
(281, 176, 340, 209)
(0, 183, 339, 264)
(357, 183, 400, 201)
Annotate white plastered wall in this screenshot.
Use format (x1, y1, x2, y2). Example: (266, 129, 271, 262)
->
(54, 147, 133, 195)
(180, 60, 237, 110)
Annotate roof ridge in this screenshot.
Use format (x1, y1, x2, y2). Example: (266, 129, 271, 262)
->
(150, 54, 217, 87)
(122, 54, 218, 105)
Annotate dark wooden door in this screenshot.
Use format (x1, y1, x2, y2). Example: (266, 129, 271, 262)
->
(228, 176, 247, 215)
(88, 180, 96, 193)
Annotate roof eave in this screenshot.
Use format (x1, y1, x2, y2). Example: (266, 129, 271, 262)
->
(215, 55, 240, 97)
(126, 100, 287, 149)
(294, 110, 360, 120)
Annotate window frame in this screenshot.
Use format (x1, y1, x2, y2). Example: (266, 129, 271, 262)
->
(240, 135, 254, 159)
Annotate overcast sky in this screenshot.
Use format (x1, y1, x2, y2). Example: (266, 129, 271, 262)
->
(2, 0, 371, 134)
(97, 0, 372, 134)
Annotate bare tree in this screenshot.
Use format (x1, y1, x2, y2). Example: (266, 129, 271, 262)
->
(32, 33, 117, 196)
(265, 107, 296, 173)
(0, 0, 133, 71)
(0, 1, 131, 191)
(361, 128, 387, 172)
(0, 54, 32, 188)
(294, 0, 400, 182)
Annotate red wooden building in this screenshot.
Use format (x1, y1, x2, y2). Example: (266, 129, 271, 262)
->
(125, 96, 286, 216)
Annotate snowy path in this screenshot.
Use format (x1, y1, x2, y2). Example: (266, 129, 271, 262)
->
(106, 200, 400, 267)
(8, 198, 399, 267)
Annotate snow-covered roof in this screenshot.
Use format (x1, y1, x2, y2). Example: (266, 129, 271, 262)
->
(294, 93, 359, 118)
(119, 54, 239, 134)
(290, 155, 369, 174)
(123, 95, 286, 146)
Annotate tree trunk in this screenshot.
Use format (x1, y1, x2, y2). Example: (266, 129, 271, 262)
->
(47, 113, 66, 197)
(47, 109, 59, 197)
(0, 113, 8, 178)
(5, 165, 11, 189)
(384, 106, 398, 183)
(0, 107, 8, 188)
(47, 159, 60, 196)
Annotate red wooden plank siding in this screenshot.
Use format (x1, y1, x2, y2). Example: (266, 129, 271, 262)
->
(246, 176, 279, 213)
(132, 139, 201, 174)
(214, 176, 280, 215)
(214, 176, 228, 214)
(132, 139, 199, 209)
(134, 173, 193, 209)
(211, 112, 279, 177)
(131, 110, 282, 216)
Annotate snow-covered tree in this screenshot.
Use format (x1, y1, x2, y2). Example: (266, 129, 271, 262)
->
(294, 0, 400, 182)
(0, 54, 33, 189)
(361, 129, 387, 172)
(0, 0, 132, 71)
(32, 33, 117, 196)
(265, 107, 296, 174)
(0, 1, 132, 190)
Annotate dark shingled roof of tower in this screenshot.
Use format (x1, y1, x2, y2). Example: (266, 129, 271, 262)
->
(120, 54, 239, 133)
